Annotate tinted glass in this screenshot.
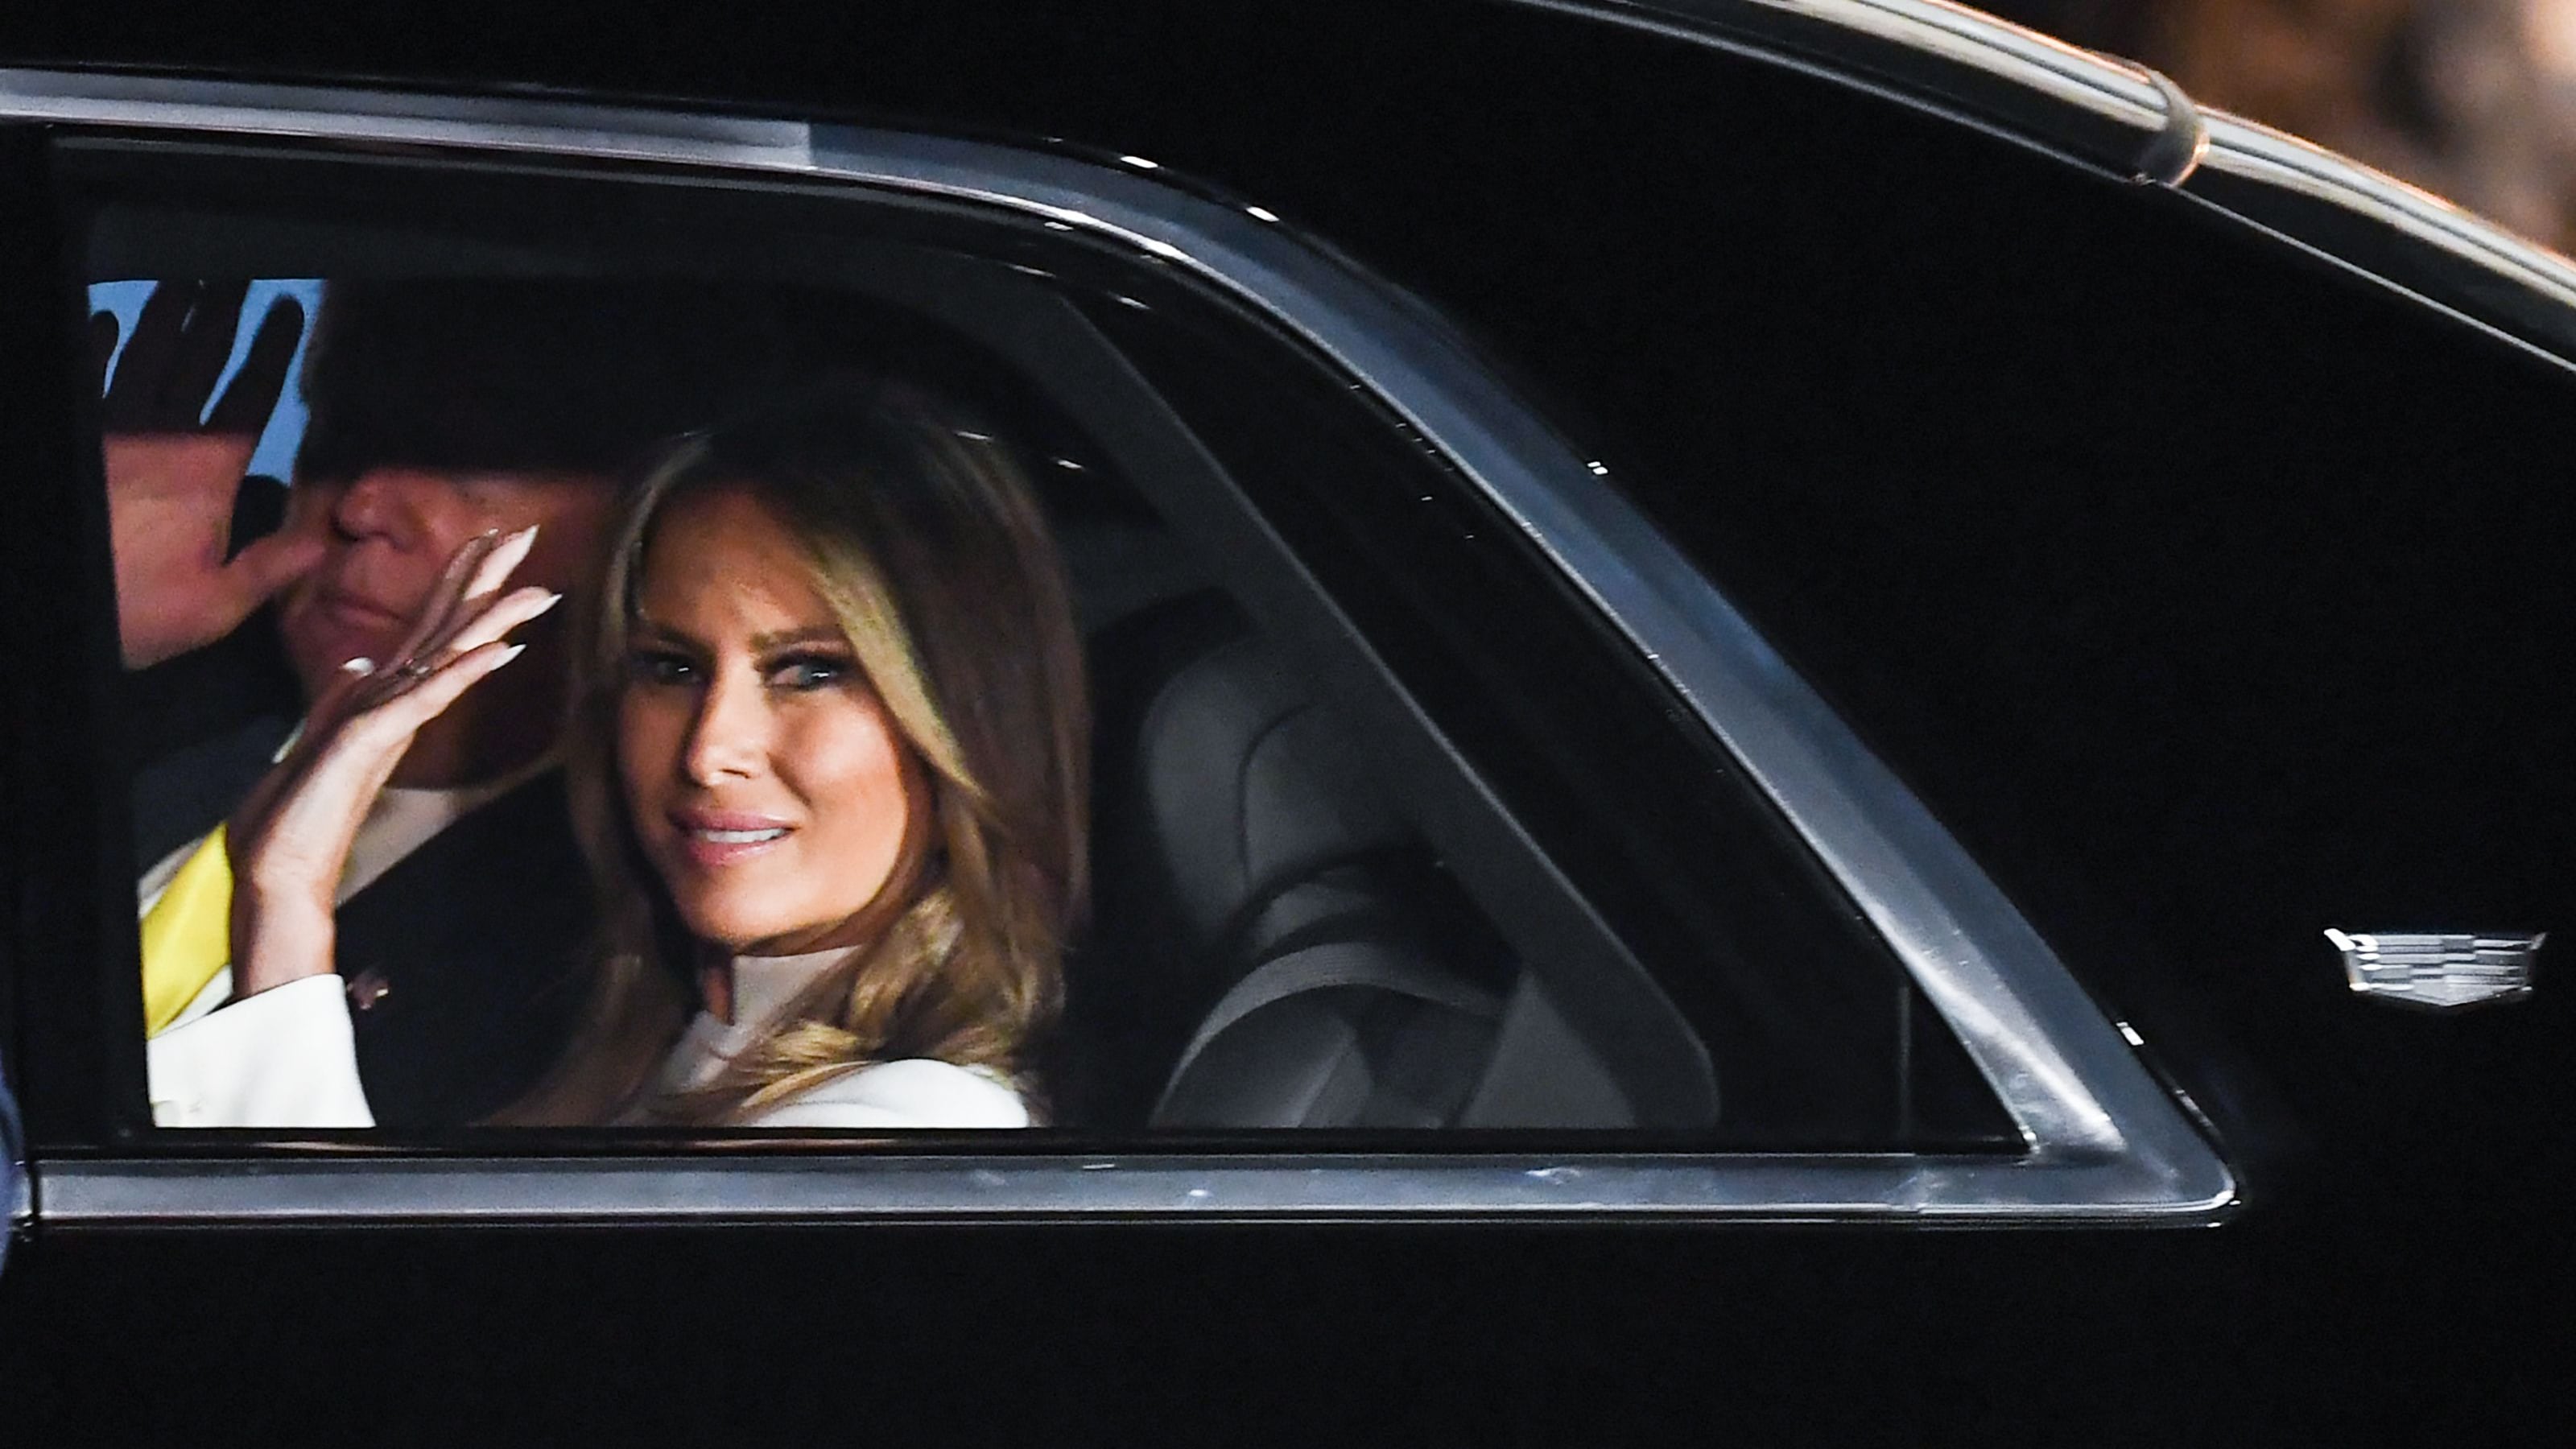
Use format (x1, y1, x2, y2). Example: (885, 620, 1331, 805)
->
(1071, 274, 2013, 1147)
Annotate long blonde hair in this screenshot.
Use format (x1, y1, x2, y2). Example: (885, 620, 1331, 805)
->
(506, 376, 1089, 1125)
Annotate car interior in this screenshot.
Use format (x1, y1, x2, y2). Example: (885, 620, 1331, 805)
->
(62, 134, 2022, 1148)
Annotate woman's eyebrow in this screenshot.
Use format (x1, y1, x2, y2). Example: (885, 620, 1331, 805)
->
(630, 617, 704, 650)
(749, 625, 848, 652)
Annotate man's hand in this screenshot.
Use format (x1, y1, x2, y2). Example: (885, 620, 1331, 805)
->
(97, 280, 327, 669)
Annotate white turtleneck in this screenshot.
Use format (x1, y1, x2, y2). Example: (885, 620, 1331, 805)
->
(637, 947, 1028, 1129)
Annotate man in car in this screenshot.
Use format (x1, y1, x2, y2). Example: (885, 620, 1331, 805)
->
(109, 278, 787, 1127)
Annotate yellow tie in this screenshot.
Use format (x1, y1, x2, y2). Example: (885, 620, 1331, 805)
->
(139, 826, 233, 1038)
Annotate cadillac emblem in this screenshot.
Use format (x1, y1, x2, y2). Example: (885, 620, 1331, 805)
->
(2324, 929, 2543, 1012)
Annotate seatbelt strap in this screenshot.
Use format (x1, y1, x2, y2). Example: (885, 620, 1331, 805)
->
(1162, 937, 1501, 1102)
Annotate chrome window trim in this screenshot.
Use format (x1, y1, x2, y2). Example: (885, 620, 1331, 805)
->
(0, 66, 2232, 1225)
(42, 1149, 2197, 1225)
(0, 68, 816, 171)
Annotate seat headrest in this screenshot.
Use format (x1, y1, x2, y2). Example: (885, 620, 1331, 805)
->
(1134, 633, 1410, 950)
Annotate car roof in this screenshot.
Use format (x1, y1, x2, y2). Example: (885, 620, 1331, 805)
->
(4, 0, 2573, 368)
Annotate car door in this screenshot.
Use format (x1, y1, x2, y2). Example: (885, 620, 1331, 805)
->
(0, 59, 2231, 1440)
(1, 0, 2567, 1439)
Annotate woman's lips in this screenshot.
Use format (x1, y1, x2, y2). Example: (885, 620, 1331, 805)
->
(668, 810, 794, 869)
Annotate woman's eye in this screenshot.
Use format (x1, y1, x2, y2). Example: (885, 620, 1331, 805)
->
(770, 653, 851, 691)
(626, 650, 699, 686)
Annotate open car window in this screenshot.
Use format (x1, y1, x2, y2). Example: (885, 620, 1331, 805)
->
(0, 80, 2231, 1221)
(80, 144, 1983, 1145)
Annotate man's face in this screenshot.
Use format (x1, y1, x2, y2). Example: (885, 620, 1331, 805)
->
(276, 466, 615, 784)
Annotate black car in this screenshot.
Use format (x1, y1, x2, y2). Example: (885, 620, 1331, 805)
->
(1, 1, 2568, 1441)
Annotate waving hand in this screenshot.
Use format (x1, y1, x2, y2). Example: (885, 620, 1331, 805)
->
(225, 526, 561, 999)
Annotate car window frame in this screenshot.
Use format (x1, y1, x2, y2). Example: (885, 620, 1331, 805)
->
(0, 68, 2234, 1225)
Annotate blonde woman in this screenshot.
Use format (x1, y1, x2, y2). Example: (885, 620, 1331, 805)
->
(147, 378, 1088, 1128)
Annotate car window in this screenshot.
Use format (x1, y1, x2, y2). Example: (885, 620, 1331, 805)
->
(14, 76, 2264, 1229)
(27, 130, 2025, 1154)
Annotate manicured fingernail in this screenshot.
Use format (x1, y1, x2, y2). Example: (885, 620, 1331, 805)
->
(530, 590, 564, 616)
(497, 643, 527, 665)
(341, 657, 375, 674)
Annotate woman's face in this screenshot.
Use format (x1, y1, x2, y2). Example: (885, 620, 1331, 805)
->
(618, 482, 921, 956)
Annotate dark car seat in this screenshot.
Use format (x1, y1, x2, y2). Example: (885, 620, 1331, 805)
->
(1071, 591, 1515, 1129)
